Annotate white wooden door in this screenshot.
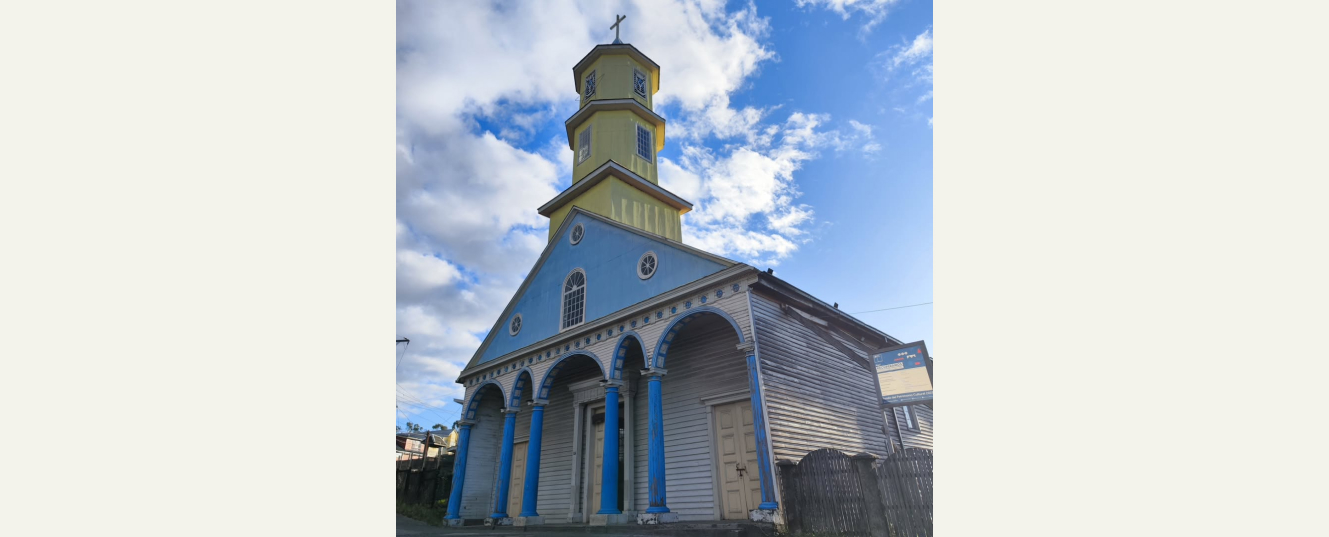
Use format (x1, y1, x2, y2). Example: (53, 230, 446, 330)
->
(506, 441, 527, 517)
(590, 412, 606, 511)
(714, 400, 762, 520)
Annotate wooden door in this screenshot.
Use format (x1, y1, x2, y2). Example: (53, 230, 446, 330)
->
(506, 441, 527, 516)
(589, 411, 606, 512)
(714, 400, 762, 520)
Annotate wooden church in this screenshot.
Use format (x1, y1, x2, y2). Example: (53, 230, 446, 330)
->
(443, 31, 924, 527)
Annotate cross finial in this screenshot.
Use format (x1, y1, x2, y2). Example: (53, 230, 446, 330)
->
(611, 14, 626, 44)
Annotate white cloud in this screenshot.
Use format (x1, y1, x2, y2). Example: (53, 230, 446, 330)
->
(875, 27, 933, 121)
(395, 2, 893, 424)
(395, 0, 787, 426)
(795, 0, 901, 34)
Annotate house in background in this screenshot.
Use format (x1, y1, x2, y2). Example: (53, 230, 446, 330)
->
(397, 429, 456, 461)
(440, 36, 928, 528)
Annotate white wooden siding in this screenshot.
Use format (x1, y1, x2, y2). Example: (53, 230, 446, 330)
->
(459, 390, 504, 518)
(749, 292, 893, 461)
(652, 316, 749, 521)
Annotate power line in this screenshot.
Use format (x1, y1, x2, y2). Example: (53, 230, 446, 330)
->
(395, 338, 410, 372)
(847, 301, 933, 315)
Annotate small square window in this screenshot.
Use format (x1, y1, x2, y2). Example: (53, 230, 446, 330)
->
(636, 124, 653, 162)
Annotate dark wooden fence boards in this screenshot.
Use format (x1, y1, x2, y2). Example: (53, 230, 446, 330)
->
(778, 448, 933, 537)
(396, 454, 454, 506)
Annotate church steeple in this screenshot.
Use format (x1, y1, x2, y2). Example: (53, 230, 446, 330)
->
(538, 17, 691, 243)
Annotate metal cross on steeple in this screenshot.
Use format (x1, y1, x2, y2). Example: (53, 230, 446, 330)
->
(611, 14, 626, 44)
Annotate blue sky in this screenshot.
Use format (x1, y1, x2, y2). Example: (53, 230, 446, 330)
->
(396, 0, 932, 431)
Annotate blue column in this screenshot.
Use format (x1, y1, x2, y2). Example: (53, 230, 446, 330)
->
(490, 408, 519, 518)
(643, 368, 670, 513)
(518, 400, 547, 517)
(597, 380, 624, 515)
(444, 421, 475, 519)
(745, 354, 778, 510)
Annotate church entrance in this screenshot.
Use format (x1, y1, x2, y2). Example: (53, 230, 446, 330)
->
(586, 407, 624, 516)
(713, 399, 762, 520)
(506, 440, 527, 517)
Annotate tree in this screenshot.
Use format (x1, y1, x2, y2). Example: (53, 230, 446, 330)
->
(405, 421, 423, 433)
(432, 423, 445, 431)
(396, 425, 401, 433)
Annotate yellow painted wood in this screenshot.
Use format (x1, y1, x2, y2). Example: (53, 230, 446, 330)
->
(578, 53, 656, 110)
(546, 45, 682, 244)
(506, 441, 528, 516)
(546, 177, 683, 243)
(571, 110, 661, 184)
(714, 400, 762, 520)
(590, 412, 605, 511)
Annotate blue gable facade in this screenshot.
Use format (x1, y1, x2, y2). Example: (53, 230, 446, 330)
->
(471, 209, 731, 366)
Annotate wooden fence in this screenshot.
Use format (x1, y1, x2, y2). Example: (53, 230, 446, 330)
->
(777, 448, 932, 537)
(396, 454, 454, 506)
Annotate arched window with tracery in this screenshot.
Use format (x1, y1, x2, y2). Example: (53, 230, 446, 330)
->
(562, 269, 586, 330)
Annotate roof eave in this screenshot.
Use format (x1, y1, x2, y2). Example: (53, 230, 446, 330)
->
(537, 160, 692, 216)
(564, 99, 666, 151)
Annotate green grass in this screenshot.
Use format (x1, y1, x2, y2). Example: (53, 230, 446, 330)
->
(397, 499, 450, 526)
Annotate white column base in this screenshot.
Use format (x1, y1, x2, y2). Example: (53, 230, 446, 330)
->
(513, 516, 544, 526)
(749, 508, 781, 524)
(483, 517, 513, 526)
(590, 513, 630, 526)
(636, 512, 679, 524)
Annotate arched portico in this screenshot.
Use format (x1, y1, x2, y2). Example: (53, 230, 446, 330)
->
(651, 306, 745, 369)
(608, 331, 647, 380)
(640, 304, 778, 520)
(447, 381, 506, 520)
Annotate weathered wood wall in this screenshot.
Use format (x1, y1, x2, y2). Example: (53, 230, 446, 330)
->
(750, 292, 893, 461)
(646, 314, 750, 520)
(458, 388, 503, 518)
(888, 404, 933, 451)
(535, 358, 602, 519)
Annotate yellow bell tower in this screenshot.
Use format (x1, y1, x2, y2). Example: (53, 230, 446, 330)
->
(538, 16, 692, 243)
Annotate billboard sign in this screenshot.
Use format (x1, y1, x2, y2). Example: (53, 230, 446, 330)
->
(871, 341, 933, 406)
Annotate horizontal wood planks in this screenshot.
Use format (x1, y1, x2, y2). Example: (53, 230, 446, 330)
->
(654, 315, 749, 520)
(459, 389, 504, 518)
(750, 293, 891, 461)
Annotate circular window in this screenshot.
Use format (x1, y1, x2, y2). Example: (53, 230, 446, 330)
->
(638, 251, 658, 280)
(570, 223, 585, 245)
(509, 313, 523, 336)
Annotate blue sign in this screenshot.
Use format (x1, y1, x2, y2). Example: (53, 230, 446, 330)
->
(871, 341, 932, 406)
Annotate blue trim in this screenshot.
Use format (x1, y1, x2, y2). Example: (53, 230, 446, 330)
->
(464, 380, 508, 420)
(491, 411, 518, 518)
(518, 404, 546, 517)
(596, 385, 622, 515)
(644, 373, 669, 513)
(745, 354, 778, 510)
(509, 368, 535, 408)
(651, 306, 745, 368)
(535, 351, 605, 400)
(444, 423, 474, 519)
(608, 331, 646, 380)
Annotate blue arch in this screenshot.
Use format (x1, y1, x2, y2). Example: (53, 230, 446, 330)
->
(652, 306, 746, 369)
(608, 331, 647, 380)
(536, 351, 606, 400)
(463, 380, 508, 421)
(508, 368, 535, 408)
